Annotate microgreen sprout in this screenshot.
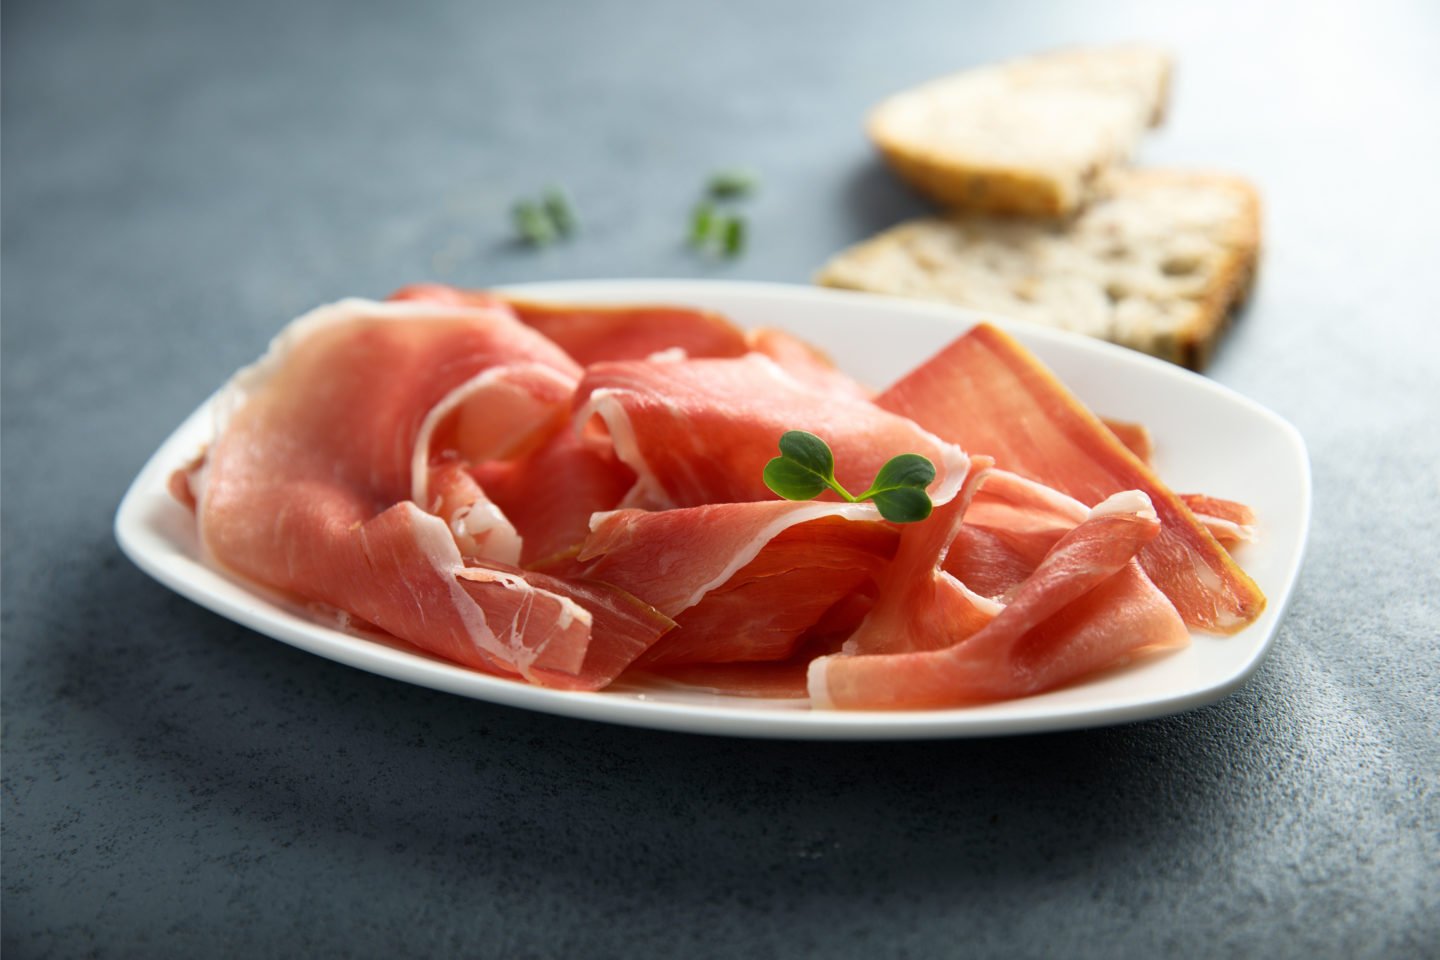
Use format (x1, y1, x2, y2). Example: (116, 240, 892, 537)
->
(762, 430, 935, 523)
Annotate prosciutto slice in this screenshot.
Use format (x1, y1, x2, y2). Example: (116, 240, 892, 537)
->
(576, 354, 969, 510)
(578, 500, 900, 664)
(944, 468, 1089, 601)
(809, 491, 1190, 709)
(1181, 493, 1258, 547)
(878, 322, 1265, 634)
(180, 298, 670, 688)
(473, 424, 637, 567)
(1102, 418, 1154, 464)
(743, 327, 874, 401)
(389, 284, 750, 365)
(844, 458, 999, 656)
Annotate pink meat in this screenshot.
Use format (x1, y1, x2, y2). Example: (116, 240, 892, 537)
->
(388, 284, 750, 365)
(743, 327, 874, 401)
(575, 354, 969, 510)
(945, 468, 1089, 601)
(184, 298, 670, 688)
(878, 322, 1265, 633)
(474, 423, 637, 567)
(844, 457, 999, 656)
(809, 490, 1190, 709)
(578, 499, 899, 664)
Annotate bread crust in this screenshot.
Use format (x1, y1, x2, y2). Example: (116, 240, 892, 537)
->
(868, 45, 1172, 217)
(817, 170, 1262, 370)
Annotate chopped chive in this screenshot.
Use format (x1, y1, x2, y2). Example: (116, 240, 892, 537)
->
(513, 200, 556, 246)
(690, 201, 718, 248)
(708, 168, 759, 199)
(721, 215, 746, 257)
(542, 186, 577, 237)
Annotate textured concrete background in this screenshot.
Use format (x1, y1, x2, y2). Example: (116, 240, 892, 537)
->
(4, 0, 1438, 956)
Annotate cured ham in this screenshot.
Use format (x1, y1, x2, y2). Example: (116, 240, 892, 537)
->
(1102, 418, 1154, 464)
(878, 322, 1265, 634)
(171, 291, 1264, 711)
(575, 354, 969, 510)
(844, 457, 998, 656)
(809, 491, 1190, 709)
(1181, 493, 1258, 547)
(944, 468, 1089, 600)
(577, 500, 900, 664)
(743, 327, 874, 401)
(473, 424, 636, 566)
(389, 284, 750, 365)
(180, 298, 669, 689)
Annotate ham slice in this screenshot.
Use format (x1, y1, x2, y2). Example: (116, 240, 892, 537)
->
(945, 468, 1089, 601)
(809, 491, 1190, 709)
(578, 500, 900, 664)
(473, 424, 637, 567)
(1181, 493, 1258, 547)
(505, 299, 749, 365)
(744, 327, 874, 401)
(878, 322, 1265, 634)
(576, 354, 969, 510)
(388, 284, 750, 365)
(182, 298, 670, 688)
(1102, 418, 1154, 464)
(844, 457, 999, 656)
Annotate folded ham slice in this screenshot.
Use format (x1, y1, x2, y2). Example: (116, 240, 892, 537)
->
(844, 457, 999, 656)
(809, 490, 1190, 709)
(577, 499, 901, 664)
(179, 298, 671, 688)
(878, 322, 1265, 634)
(743, 327, 874, 401)
(576, 354, 969, 511)
(388, 284, 750, 365)
(1181, 493, 1258, 547)
(472, 423, 637, 566)
(944, 468, 1089, 601)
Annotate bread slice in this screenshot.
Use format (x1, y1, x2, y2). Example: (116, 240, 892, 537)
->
(816, 169, 1261, 369)
(869, 46, 1171, 217)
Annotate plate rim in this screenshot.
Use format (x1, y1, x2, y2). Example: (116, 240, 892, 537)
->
(114, 279, 1312, 740)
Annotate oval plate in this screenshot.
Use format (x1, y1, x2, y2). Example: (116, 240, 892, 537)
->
(115, 280, 1310, 739)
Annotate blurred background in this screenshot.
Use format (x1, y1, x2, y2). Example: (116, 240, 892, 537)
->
(4, 1, 1438, 956)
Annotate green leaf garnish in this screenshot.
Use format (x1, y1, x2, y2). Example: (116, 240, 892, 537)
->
(858, 453, 936, 500)
(513, 200, 556, 246)
(513, 185, 578, 247)
(869, 486, 933, 524)
(542, 186, 577, 236)
(778, 429, 835, 478)
(690, 201, 717, 248)
(762, 430, 935, 522)
(707, 168, 759, 199)
(721, 215, 746, 257)
(762, 457, 829, 501)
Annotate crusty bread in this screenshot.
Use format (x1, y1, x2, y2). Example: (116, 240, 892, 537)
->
(816, 169, 1261, 369)
(869, 46, 1171, 217)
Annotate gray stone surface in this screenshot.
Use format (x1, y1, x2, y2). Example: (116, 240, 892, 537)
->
(4, 0, 1438, 956)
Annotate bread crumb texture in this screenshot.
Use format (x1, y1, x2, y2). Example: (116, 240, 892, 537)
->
(869, 45, 1172, 216)
(817, 171, 1261, 369)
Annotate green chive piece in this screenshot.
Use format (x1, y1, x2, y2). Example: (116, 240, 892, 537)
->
(543, 186, 577, 237)
(513, 200, 556, 246)
(721, 215, 746, 257)
(708, 168, 759, 199)
(690, 201, 718, 248)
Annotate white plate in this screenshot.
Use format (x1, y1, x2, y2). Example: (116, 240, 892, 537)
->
(115, 280, 1310, 739)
